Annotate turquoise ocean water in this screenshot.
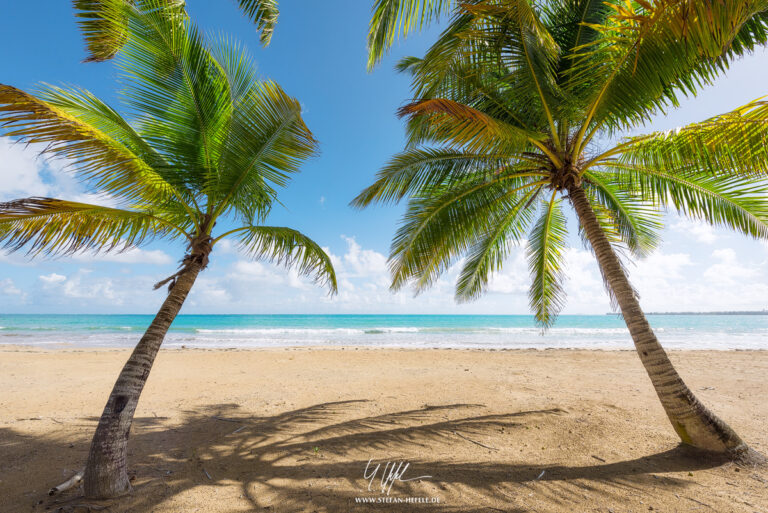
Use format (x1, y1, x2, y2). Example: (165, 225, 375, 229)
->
(1, 314, 767, 350)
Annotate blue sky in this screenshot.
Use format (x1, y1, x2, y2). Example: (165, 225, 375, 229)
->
(1, 1, 768, 315)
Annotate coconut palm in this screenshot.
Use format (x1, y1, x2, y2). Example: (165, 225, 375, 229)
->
(0, 0, 336, 498)
(74, 0, 279, 62)
(354, 0, 768, 463)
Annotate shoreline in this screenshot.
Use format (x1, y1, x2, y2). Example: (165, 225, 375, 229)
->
(2, 342, 768, 353)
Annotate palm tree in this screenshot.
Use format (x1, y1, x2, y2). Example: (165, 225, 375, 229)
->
(354, 0, 768, 463)
(74, 0, 279, 62)
(0, 0, 336, 498)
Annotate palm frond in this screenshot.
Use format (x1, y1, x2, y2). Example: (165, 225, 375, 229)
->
(210, 35, 262, 106)
(117, 0, 232, 186)
(615, 98, 768, 176)
(73, 0, 186, 62)
(73, 0, 279, 62)
(569, 0, 768, 144)
(604, 163, 768, 240)
(236, 0, 279, 46)
(398, 98, 539, 152)
(213, 80, 317, 223)
(455, 186, 539, 302)
(390, 173, 544, 293)
(527, 195, 567, 327)
(236, 226, 337, 294)
(582, 170, 661, 257)
(0, 84, 181, 205)
(351, 148, 540, 207)
(0, 197, 187, 257)
(367, 0, 455, 70)
(399, 1, 564, 137)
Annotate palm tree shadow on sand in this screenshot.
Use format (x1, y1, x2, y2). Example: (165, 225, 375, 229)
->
(5, 400, 755, 512)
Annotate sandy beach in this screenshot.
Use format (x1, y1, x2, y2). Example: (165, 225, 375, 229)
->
(1, 346, 767, 512)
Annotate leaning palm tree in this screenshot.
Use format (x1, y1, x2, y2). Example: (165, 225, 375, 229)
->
(0, 0, 336, 498)
(355, 0, 768, 463)
(74, 0, 279, 62)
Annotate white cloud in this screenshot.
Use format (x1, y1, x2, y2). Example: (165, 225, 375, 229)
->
(62, 276, 118, 301)
(214, 239, 238, 255)
(38, 270, 121, 302)
(702, 248, 759, 286)
(39, 273, 67, 285)
(71, 248, 173, 265)
(0, 139, 51, 200)
(231, 260, 283, 284)
(671, 218, 717, 244)
(340, 236, 389, 278)
(4, 230, 768, 315)
(0, 139, 115, 205)
(631, 251, 692, 282)
(487, 249, 528, 295)
(0, 278, 22, 295)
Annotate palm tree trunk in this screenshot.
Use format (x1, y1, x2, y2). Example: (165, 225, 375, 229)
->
(83, 242, 209, 498)
(568, 183, 762, 463)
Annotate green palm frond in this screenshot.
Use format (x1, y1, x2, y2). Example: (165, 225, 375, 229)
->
(74, 0, 277, 63)
(455, 186, 539, 302)
(394, 10, 481, 98)
(609, 1, 768, 59)
(213, 80, 317, 223)
(568, 0, 768, 146)
(583, 171, 661, 257)
(117, 1, 231, 185)
(475, 0, 562, 141)
(527, 195, 568, 328)
(398, 1, 564, 138)
(0, 197, 187, 257)
(0, 84, 181, 206)
(390, 173, 545, 292)
(605, 163, 768, 240)
(236, 226, 337, 294)
(615, 99, 768, 176)
(74, 0, 187, 62)
(211, 35, 262, 106)
(351, 148, 539, 207)
(74, 0, 128, 62)
(236, 0, 279, 46)
(367, 0, 455, 70)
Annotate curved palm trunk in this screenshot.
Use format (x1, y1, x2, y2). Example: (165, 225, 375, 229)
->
(568, 183, 762, 463)
(83, 242, 209, 498)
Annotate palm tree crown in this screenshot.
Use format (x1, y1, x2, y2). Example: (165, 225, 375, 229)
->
(0, 0, 336, 293)
(356, 0, 768, 326)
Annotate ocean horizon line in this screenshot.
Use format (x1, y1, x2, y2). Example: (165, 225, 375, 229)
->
(3, 311, 767, 317)
(2, 312, 767, 351)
